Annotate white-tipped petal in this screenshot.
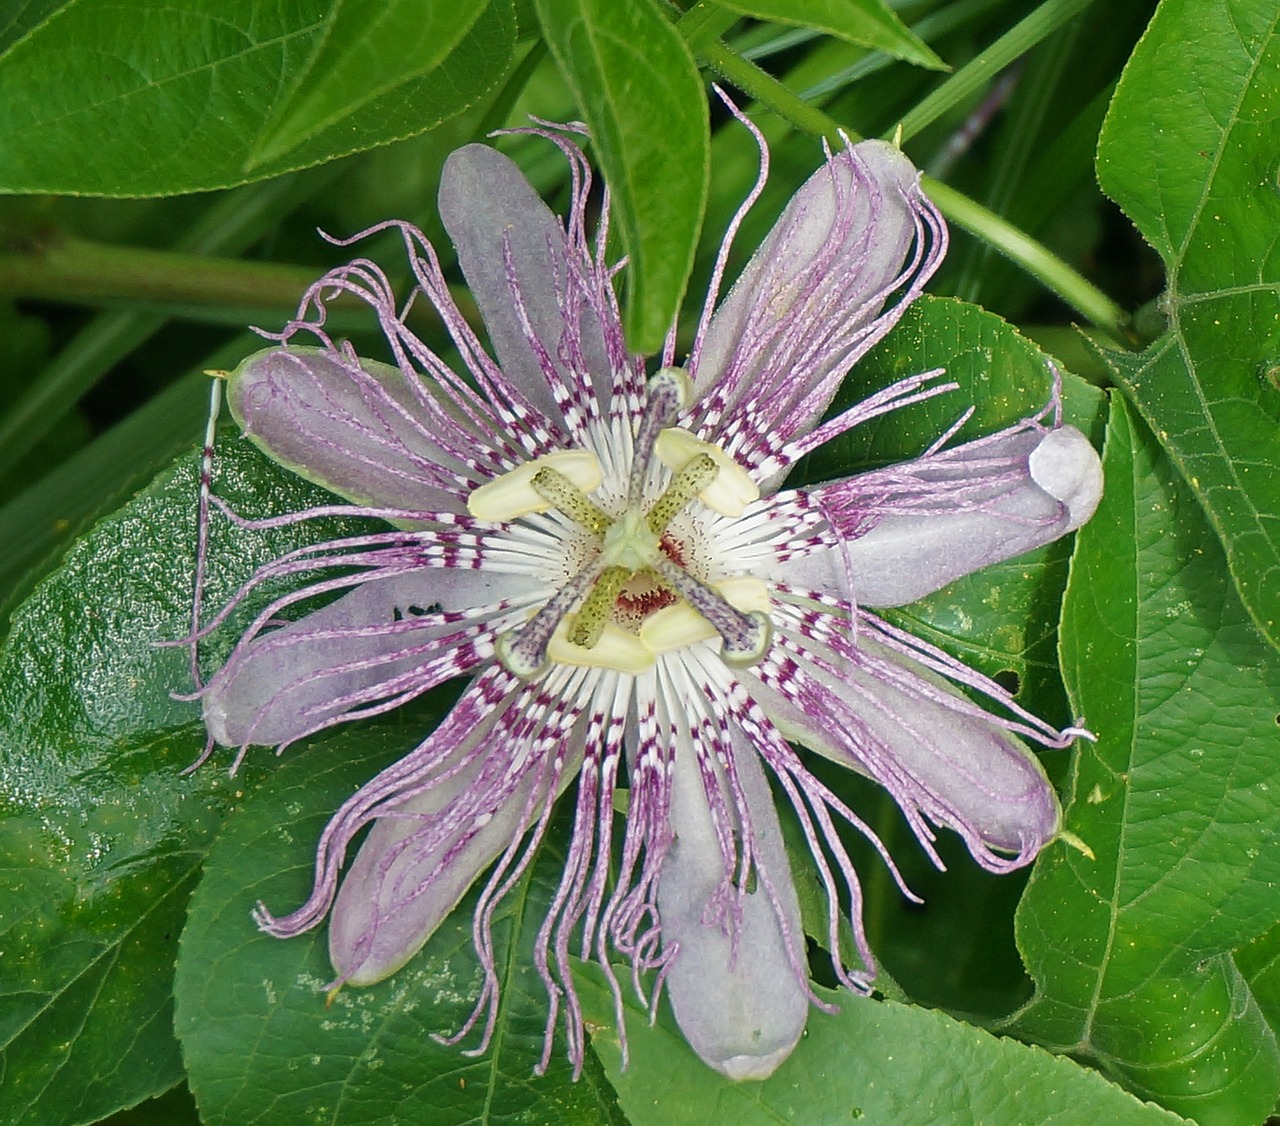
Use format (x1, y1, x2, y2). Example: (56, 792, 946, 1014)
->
(331, 742, 537, 983)
(742, 636, 1060, 868)
(690, 141, 944, 475)
(1028, 425, 1104, 530)
(439, 144, 618, 419)
(203, 571, 519, 749)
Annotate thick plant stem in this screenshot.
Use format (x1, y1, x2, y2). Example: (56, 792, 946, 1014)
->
(0, 232, 325, 310)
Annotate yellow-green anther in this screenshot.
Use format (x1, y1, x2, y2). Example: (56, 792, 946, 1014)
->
(568, 566, 631, 649)
(647, 452, 718, 533)
(532, 467, 612, 533)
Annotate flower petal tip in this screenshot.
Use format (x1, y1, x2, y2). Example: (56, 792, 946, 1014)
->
(1029, 425, 1104, 530)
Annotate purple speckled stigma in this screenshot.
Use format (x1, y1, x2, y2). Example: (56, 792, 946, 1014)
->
(182, 99, 1102, 1082)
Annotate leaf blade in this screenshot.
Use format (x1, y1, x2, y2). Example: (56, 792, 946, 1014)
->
(1013, 393, 1280, 1124)
(1095, 0, 1280, 649)
(0, 0, 514, 194)
(249, 0, 490, 167)
(578, 968, 1189, 1125)
(717, 0, 943, 70)
(534, 0, 710, 353)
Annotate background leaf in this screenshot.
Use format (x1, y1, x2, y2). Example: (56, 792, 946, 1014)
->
(577, 968, 1188, 1125)
(248, 0, 490, 168)
(717, 0, 943, 70)
(0, 0, 515, 195)
(0, 426, 349, 1125)
(534, 0, 710, 353)
(1095, 0, 1280, 650)
(1012, 393, 1280, 1125)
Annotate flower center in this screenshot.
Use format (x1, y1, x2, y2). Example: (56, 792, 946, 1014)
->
(469, 368, 772, 678)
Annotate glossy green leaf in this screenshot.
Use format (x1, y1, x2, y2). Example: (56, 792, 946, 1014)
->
(1095, 0, 1280, 649)
(534, 0, 710, 353)
(1013, 394, 1280, 1125)
(176, 719, 623, 1125)
(0, 0, 64, 57)
(577, 968, 1188, 1125)
(249, 1, 489, 168)
(0, 427, 346, 1124)
(1238, 922, 1280, 1044)
(718, 0, 943, 69)
(0, 0, 514, 195)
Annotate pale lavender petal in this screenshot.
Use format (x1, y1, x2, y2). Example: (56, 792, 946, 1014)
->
(658, 724, 807, 1081)
(203, 570, 516, 748)
(329, 691, 578, 985)
(688, 140, 945, 473)
(228, 346, 482, 515)
(438, 144, 629, 428)
(801, 422, 1102, 607)
(744, 631, 1060, 870)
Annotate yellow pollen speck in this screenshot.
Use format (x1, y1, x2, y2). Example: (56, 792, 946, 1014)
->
(467, 450, 603, 521)
(655, 428, 759, 517)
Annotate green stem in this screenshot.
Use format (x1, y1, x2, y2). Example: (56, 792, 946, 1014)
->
(921, 178, 1129, 342)
(698, 36, 1133, 347)
(702, 36, 854, 143)
(893, 0, 1098, 144)
(0, 233, 329, 310)
(676, 1, 740, 51)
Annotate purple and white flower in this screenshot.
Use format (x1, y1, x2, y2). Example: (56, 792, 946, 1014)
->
(190, 114, 1102, 1081)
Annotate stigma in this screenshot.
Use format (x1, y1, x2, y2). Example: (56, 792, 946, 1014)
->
(468, 369, 773, 677)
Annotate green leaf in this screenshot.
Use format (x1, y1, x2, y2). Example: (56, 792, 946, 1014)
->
(176, 731, 623, 1125)
(534, 0, 710, 353)
(0, 429, 347, 1124)
(0, 0, 515, 195)
(577, 968, 1188, 1125)
(1095, 0, 1280, 649)
(249, 0, 489, 168)
(0, 0, 65, 55)
(717, 0, 943, 70)
(1013, 394, 1280, 1125)
(1238, 922, 1280, 1045)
